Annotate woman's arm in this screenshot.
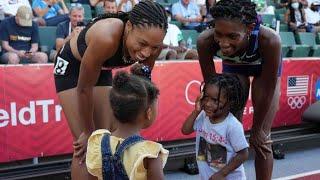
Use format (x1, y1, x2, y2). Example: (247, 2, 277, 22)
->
(252, 27, 281, 132)
(284, 10, 290, 24)
(301, 8, 306, 23)
(197, 29, 217, 82)
(250, 27, 281, 158)
(77, 20, 123, 134)
(73, 20, 124, 162)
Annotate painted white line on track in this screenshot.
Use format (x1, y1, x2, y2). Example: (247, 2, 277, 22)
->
(273, 169, 320, 180)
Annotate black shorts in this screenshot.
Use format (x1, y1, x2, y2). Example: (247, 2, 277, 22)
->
(53, 41, 112, 93)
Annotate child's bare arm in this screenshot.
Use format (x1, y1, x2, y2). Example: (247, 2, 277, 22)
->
(181, 110, 201, 135)
(210, 148, 249, 179)
(181, 95, 202, 135)
(146, 156, 164, 180)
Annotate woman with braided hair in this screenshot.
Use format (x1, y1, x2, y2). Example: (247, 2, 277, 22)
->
(197, 0, 282, 179)
(53, 1, 167, 179)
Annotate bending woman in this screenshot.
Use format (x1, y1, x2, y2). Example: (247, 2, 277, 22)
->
(53, 1, 168, 179)
(197, 0, 282, 179)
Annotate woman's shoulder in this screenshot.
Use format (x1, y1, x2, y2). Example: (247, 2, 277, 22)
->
(198, 28, 214, 43)
(87, 18, 125, 41)
(258, 25, 281, 48)
(197, 28, 215, 47)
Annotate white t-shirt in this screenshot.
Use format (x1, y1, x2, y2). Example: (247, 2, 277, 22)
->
(305, 8, 320, 24)
(193, 111, 249, 180)
(1, 0, 31, 16)
(163, 23, 184, 46)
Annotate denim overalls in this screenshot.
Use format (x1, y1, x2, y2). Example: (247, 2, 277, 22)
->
(101, 133, 144, 180)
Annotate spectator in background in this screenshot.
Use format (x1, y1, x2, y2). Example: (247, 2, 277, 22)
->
(49, 4, 85, 61)
(1, 0, 31, 16)
(0, 6, 48, 64)
(305, 1, 320, 33)
(172, 0, 203, 31)
(116, 0, 138, 12)
(0, 0, 46, 26)
(104, 0, 117, 13)
(32, 0, 69, 26)
(285, 0, 309, 33)
(90, 0, 117, 15)
(203, 0, 215, 23)
(299, 0, 309, 7)
(158, 8, 198, 60)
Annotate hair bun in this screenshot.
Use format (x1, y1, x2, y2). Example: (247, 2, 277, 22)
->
(113, 71, 131, 89)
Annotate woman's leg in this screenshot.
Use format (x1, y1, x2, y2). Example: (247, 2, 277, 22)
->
(57, 88, 91, 180)
(92, 86, 117, 131)
(252, 77, 281, 180)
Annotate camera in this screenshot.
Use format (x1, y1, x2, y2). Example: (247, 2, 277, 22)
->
(76, 21, 86, 27)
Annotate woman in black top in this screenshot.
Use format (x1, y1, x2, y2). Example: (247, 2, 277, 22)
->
(53, 1, 167, 179)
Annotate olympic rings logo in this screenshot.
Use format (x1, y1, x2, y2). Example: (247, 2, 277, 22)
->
(287, 96, 306, 109)
(185, 80, 201, 105)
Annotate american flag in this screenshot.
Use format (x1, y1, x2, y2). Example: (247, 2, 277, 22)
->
(287, 76, 309, 96)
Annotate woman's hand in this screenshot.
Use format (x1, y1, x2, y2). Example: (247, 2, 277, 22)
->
(73, 132, 91, 164)
(249, 128, 272, 160)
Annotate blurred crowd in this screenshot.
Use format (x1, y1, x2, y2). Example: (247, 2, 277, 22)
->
(0, 0, 320, 64)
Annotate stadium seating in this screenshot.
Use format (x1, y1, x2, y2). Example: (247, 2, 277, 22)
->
(166, 0, 179, 4)
(261, 14, 275, 27)
(275, 8, 286, 19)
(170, 20, 182, 28)
(279, 23, 288, 32)
(316, 33, 320, 44)
(38, 26, 57, 55)
(279, 32, 309, 57)
(181, 29, 199, 47)
(296, 32, 320, 57)
(278, 14, 285, 23)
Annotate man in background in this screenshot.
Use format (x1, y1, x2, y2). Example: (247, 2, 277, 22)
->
(0, 6, 48, 64)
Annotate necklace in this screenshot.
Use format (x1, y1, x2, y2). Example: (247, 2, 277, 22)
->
(122, 55, 135, 64)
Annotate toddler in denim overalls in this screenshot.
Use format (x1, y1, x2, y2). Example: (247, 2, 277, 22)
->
(86, 71, 169, 180)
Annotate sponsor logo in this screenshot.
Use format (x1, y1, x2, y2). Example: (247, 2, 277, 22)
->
(0, 100, 62, 128)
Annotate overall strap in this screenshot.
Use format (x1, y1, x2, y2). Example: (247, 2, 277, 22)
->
(114, 135, 144, 158)
(101, 133, 116, 180)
